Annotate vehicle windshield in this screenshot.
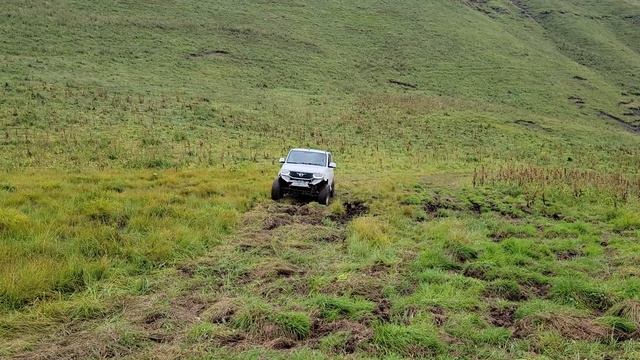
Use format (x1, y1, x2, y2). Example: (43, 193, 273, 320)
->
(286, 150, 327, 166)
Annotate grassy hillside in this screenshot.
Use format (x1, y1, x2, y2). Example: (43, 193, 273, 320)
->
(1, 0, 640, 359)
(2, 0, 639, 170)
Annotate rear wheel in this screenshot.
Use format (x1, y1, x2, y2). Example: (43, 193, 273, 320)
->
(318, 184, 331, 206)
(271, 178, 283, 200)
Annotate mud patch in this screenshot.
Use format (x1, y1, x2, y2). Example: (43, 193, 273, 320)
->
(330, 200, 369, 223)
(177, 263, 195, 277)
(242, 202, 330, 249)
(141, 310, 173, 343)
(373, 298, 392, 322)
(263, 215, 292, 230)
(262, 203, 326, 229)
(430, 306, 448, 326)
(344, 200, 369, 218)
(142, 311, 167, 326)
(522, 281, 551, 298)
(366, 261, 390, 277)
(556, 249, 582, 260)
(274, 203, 326, 225)
(311, 319, 373, 354)
(422, 193, 461, 216)
(489, 306, 516, 327)
(463, 263, 491, 280)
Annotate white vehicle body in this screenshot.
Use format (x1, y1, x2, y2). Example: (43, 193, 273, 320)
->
(271, 148, 336, 205)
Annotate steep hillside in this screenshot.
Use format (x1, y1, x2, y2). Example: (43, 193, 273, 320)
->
(1, 0, 639, 169)
(1, 1, 640, 359)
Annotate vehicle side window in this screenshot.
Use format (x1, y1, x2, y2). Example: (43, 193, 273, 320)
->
(327, 154, 332, 166)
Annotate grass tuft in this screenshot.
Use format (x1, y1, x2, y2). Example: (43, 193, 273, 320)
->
(0, 208, 29, 234)
(273, 312, 311, 340)
(550, 277, 614, 311)
(373, 323, 443, 356)
(348, 217, 391, 248)
(612, 210, 640, 232)
(607, 300, 640, 328)
(312, 295, 375, 321)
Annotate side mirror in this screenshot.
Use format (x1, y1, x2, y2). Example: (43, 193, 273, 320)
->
(329, 162, 337, 168)
(279, 157, 285, 163)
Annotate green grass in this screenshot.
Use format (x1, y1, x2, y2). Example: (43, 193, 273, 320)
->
(372, 322, 443, 356)
(0, 169, 255, 310)
(1, 0, 639, 171)
(1, 0, 640, 358)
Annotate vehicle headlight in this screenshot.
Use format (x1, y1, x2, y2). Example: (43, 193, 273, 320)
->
(313, 173, 324, 179)
(281, 170, 290, 176)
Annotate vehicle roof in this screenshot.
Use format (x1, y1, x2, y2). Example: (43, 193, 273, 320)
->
(289, 148, 330, 154)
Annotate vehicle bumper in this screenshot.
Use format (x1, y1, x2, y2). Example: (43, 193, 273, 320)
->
(279, 177, 326, 195)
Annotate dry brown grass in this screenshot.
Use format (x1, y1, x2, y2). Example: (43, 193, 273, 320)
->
(515, 313, 610, 341)
(608, 300, 640, 327)
(474, 164, 640, 200)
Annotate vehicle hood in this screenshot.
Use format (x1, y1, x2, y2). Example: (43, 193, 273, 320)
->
(281, 163, 326, 174)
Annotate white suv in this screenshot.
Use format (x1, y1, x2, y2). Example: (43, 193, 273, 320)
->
(271, 148, 336, 205)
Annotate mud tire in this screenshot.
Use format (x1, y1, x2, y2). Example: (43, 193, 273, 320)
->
(271, 178, 283, 200)
(318, 184, 331, 206)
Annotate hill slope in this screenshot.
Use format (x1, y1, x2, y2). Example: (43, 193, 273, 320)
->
(1, 1, 640, 359)
(1, 0, 639, 169)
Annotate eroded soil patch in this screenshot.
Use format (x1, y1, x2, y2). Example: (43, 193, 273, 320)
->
(556, 249, 582, 260)
(187, 49, 230, 59)
(514, 119, 550, 131)
(330, 200, 369, 223)
(310, 319, 373, 354)
(568, 96, 585, 108)
(515, 314, 609, 341)
(599, 111, 640, 133)
(388, 79, 417, 89)
(488, 306, 516, 328)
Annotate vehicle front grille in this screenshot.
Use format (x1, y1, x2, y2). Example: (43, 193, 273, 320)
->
(289, 171, 313, 179)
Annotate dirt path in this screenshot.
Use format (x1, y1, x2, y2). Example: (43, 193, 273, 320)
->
(10, 199, 372, 359)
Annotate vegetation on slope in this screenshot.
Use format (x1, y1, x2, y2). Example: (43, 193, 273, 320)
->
(1, 0, 639, 359)
(1, 0, 639, 169)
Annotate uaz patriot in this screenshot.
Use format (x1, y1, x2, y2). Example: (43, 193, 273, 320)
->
(271, 148, 336, 205)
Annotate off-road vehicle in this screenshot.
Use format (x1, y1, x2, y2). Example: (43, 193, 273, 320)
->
(271, 148, 336, 205)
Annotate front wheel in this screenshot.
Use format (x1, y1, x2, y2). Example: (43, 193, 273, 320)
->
(318, 185, 331, 206)
(271, 178, 283, 200)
